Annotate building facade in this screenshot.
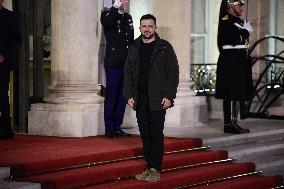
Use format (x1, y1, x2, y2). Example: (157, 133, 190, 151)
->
(4, 0, 283, 136)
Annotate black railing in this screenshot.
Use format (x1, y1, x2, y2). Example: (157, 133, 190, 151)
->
(190, 36, 284, 120)
(247, 36, 284, 120)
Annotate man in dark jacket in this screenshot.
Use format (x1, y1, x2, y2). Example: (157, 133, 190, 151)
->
(215, 0, 252, 134)
(100, 0, 134, 138)
(0, 0, 22, 140)
(124, 14, 179, 182)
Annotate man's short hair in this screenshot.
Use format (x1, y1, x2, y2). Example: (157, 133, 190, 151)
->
(140, 14, 156, 25)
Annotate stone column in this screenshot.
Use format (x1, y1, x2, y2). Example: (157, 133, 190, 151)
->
(28, 0, 104, 137)
(129, 0, 208, 128)
(153, 0, 208, 127)
(3, 0, 12, 10)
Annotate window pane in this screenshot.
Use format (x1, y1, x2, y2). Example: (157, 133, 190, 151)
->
(265, 0, 271, 34)
(191, 0, 206, 33)
(276, 0, 284, 35)
(276, 41, 284, 69)
(272, 40, 283, 81)
(276, 40, 284, 57)
(191, 37, 205, 64)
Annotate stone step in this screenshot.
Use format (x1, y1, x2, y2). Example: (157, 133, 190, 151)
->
(200, 123, 284, 177)
(0, 181, 41, 189)
(0, 167, 9, 181)
(214, 138, 284, 177)
(221, 140, 284, 160)
(255, 154, 284, 177)
(0, 167, 41, 189)
(203, 128, 284, 148)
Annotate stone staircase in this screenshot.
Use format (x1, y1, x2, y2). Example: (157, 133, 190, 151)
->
(202, 120, 284, 177)
(0, 118, 283, 188)
(163, 118, 284, 177)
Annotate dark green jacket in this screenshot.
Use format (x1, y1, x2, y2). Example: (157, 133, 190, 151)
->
(124, 34, 179, 111)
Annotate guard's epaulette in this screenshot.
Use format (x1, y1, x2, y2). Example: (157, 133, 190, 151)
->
(221, 15, 229, 20)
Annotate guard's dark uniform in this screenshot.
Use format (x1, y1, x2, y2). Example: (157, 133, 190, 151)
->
(101, 7, 134, 68)
(0, 7, 22, 139)
(215, 14, 252, 101)
(215, 0, 252, 134)
(100, 6, 134, 136)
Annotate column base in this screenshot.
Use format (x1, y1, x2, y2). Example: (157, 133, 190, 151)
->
(121, 82, 209, 128)
(28, 103, 104, 137)
(44, 84, 103, 104)
(165, 82, 208, 127)
(165, 95, 208, 127)
(122, 106, 137, 128)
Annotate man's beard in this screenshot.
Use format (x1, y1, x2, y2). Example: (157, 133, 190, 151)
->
(142, 32, 154, 40)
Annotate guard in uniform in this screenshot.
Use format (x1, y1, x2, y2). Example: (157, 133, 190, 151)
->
(215, 0, 253, 134)
(0, 0, 22, 140)
(100, 0, 134, 137)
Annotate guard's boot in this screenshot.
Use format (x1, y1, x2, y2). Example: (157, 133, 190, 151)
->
(223, 100, 246, 134)
(232, 101, 250, 133)
(224, 122, 243, 134)
(239, 102, 248, 120)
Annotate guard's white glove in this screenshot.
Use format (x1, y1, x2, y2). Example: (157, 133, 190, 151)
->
(243, 20, 253, 33)
(113, 0, 122, 9)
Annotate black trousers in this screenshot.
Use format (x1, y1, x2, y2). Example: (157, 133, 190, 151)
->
(0, 72, 12, 134)
(136, 94, 166, 171)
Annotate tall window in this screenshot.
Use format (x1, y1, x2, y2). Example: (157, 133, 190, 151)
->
(267, 0, 284, 85)
(190, 0, 221, 94)
(191, 0, 207, 64)
(268, 0, 284, 56)
(190, 0, 221, 65)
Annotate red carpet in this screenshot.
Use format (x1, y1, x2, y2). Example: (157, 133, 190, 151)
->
(0, 134, 201, 177)
(90, 162, 256, 189)
(0, 134, 283, 189)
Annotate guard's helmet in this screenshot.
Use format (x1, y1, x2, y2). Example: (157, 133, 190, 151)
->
(227, 0, 245, 6)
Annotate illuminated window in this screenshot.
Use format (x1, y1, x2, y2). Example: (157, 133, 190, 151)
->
(190, 0, 221, 65)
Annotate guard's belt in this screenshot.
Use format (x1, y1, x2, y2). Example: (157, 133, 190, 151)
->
(222, 45, 247, 49)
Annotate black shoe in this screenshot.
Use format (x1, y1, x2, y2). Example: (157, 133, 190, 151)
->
(104, 131, 119, 138)
(115, 130, 131, 137)
(232, 122, 250, 133)
(0, 131, 15, 140)
(224, 123, 246, 134)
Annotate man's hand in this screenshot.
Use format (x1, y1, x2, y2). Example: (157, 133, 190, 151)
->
(128, 98, 135, 109)
(0, 54, 5, 64)
(113, 0, 122, 9)
(161, 98, 171, 109)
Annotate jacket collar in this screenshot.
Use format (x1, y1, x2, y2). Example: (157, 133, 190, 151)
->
(134, 33, 162, 47)
(133, 33, 167, 55)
